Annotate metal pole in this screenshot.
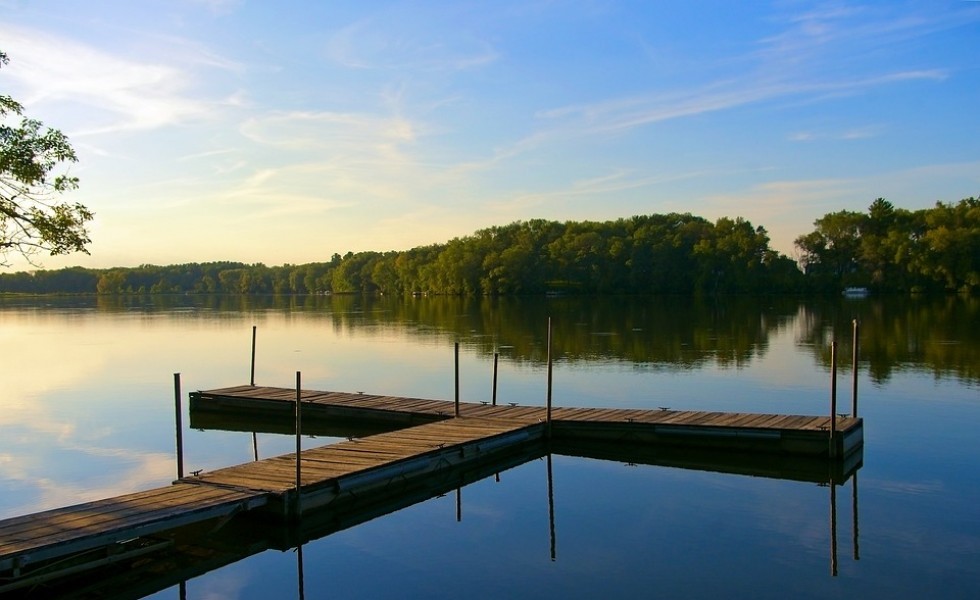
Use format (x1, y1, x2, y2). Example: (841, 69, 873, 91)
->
(456, 487, 462, 522)
(491, 351, 499, 406)
(546, 317, 553, 439)
(250, 325, 257, 386)
(295, 371, 302, 518)
(851, 319, 860, 417)
(252, 431, 259, 462)
(454, 341, 460, 418)
(173, 373, 184, 479)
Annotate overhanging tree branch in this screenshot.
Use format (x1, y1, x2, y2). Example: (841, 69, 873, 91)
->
(1, 50, 93, 266)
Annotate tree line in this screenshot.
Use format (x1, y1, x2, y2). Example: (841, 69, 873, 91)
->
(796, 197, 978, 293)
(0, 199, 976, 296)
(0, 213, 798, 295)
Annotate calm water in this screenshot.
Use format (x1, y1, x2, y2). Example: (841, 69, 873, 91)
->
(0, 294, 977, 599)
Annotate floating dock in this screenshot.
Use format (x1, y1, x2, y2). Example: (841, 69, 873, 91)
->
(0, 384, 862, 594)
(191, 385, 864, 458)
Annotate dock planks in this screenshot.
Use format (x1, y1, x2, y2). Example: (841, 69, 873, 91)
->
(0, 484, 268, 575)
(1, 383, 863, 591)
(0, 413, 543, 586)
(184, 417, 537, 496)
(193, 385, 862, 437)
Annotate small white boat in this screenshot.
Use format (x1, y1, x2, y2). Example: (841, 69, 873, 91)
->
(842, 287, 869, 297)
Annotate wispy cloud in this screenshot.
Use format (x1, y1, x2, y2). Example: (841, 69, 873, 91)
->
(789, 124, 885, 142)
(503, 69, 940, 162)
(491, 2, 964, 160)
(487, 167, 728, 214)
(325, 15, 498, 71)
(185, 0, 241, 16)
(0, 25, 231, 135)
(758, 2, 979, 69)
(240, 110, 419, 153)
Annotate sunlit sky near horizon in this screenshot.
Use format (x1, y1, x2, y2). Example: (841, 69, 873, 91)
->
(1, 0, 978, 272)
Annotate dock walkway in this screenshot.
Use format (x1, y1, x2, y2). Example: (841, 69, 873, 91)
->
(0, 484, 268, 580)
(182, 414, 542, 515)
(192, 385, 864, 457)
(0, 384, 862, 592)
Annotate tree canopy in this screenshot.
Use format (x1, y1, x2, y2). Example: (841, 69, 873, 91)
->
(1, 50, 93, 266)
(0, 213, 806, 295)
(795, 197, 979, 293)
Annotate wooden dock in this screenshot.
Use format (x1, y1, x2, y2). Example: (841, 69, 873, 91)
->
(0, 484, 269, 589)
(0, 384, 863, 594)
(182, 414, 543, 516)
(192, 385, 864, 458)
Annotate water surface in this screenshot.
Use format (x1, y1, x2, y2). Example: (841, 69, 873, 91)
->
(0, 294, 977, 599)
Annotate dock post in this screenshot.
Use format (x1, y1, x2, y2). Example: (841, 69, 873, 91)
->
(455, 341, 460, 417)
(295, 371, 302, 519)
(851, 319, 859, 417)
(830, 341, 838, 458)
(546, 317, 553, 440)
(173, 373, 184, 479)
(250, 326, 257, 386)
(491, 351, 499, 406)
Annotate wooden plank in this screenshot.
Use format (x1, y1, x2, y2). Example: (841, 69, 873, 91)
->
(728, 413, 767, 427)
(550, 407, 593, 420)
(731, 414, 778, 428)
(200, 385, 860, 437)
(0, 485, 260, 554)
(758, 414, 802, 430)
(0, 485, 246, 542)
(652, 410, 697, 425)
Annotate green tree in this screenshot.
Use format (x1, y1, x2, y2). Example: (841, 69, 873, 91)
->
(1, 51, 93, 265)
(795, 210, 864, 288)
(913, 199, 980, 292)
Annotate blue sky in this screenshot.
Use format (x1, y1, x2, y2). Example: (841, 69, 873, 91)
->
(2, 0, 978, 270)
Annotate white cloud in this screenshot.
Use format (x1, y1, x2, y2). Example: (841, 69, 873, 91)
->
(487, 167, 727, 214)
(759, 2, 978, 70)
(0, 25, 226, 134)
(325, 15, 499, 71)
(240, 110, 419, 155)
(534, 69, 947, 140)
(789, 124, 884, 142)
(185, 0, 241, 16)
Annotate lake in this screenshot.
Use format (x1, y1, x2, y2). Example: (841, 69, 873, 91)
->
(0, 294, 977, 599)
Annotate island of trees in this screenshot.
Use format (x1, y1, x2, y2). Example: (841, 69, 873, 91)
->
(0, 197, 976, 296)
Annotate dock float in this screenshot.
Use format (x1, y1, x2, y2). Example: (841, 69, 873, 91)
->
(183, 415, 543, 516)
(0, 384, 862, 594)
(0, 484, 269, 590)
(191, 385, 864, 458)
